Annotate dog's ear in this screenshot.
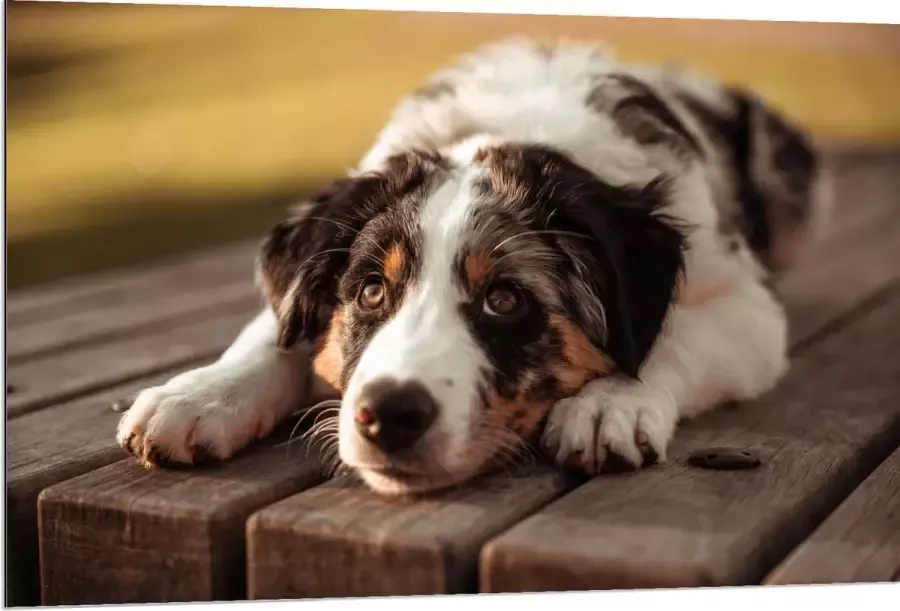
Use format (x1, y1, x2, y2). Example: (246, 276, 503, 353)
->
(257, 174, 388, 351)
(521, 147, 687, 379)
(258, 151, 444, 351)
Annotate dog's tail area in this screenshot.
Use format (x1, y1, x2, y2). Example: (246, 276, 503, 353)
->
(728, 87, 835, 275)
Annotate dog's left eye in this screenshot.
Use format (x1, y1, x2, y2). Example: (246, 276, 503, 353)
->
(483, 282, 527, 319)
(359, 276, 386, 310)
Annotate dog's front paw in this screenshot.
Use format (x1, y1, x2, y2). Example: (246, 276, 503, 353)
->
(541, 377, 678, 475)
(116, 365, 273, 468)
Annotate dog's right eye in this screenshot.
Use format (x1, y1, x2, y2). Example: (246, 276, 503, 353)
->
(358, 276, 386, 310)
(482, 281, 528, 322)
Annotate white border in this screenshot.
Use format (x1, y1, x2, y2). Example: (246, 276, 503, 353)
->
(22, 1, 900, 25)
(5, 1, 899, 610)
(47, 583, 900, 610)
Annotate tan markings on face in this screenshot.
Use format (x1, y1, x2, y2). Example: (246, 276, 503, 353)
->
(382, 243, 405, 285)
(310, 307, 345, 402)
(463, 250, 492, 294)
(483, 389, 551, 441)
(551, 315, 615, 394)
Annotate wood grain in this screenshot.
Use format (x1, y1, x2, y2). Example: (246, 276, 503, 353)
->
(6, 300, 259, 418)
(775, 152, 900, 379)
(246, 467, 580, 599)
(7, 280, 254, 363)
(480, 287, 900, 592)
(7, 371, 193, 607)
(778, 156, 900, 347)
(6, 240, 256, 326)
(764, 446, 900, 585)
(38, 442, 324, 605)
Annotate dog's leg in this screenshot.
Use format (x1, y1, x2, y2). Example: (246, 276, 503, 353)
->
(116, 308, 311, 467)
(542, 276, 789, 473)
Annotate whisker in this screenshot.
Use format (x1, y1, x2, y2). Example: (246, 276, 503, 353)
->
(489, 229, 594, 257)
(306, 216, 389, 260)
(288, 400, 342, 421)
(297, 247, 351, 269)
(302, 430, 340, 463)
(277, 401, 343, 453)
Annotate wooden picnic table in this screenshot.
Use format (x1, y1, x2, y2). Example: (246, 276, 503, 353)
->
(6, 149, 900, 607)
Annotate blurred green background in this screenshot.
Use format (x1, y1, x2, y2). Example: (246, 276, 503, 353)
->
(7, 2, 900, 290)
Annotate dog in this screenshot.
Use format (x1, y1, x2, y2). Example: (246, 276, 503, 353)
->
(117, 38, 832, 495)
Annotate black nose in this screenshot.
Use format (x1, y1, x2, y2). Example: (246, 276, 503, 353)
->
(355, 378, 438, 453)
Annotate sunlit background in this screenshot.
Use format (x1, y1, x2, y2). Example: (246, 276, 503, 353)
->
(7, 2, 900, 289)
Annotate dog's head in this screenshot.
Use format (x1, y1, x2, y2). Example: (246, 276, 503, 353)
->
(258, 143, 685, 495)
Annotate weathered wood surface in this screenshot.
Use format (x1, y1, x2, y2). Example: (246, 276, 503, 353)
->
(777, 153, 900, 347)
(6, 242, 260, 606)
(246, 468, 579, 599)
(9, 374, 162, 607)
(8, 280, 253, 363)
(764, 446, 900, 585)
(6, 240, 257, 326)
(480, 286, 900, 592)
(8, 371, 205, 607)
(6, 150, 900, 607)
(6, 302, 258, 418)
(38, 441, 324, 605)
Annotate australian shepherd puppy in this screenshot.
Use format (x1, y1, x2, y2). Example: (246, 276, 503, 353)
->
(117, 39, 832, 495)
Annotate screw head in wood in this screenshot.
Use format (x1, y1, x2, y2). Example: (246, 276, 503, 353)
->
(687, 447, 761, 470)
(110, 399, 131, 413)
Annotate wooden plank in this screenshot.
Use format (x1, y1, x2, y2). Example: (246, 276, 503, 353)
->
(246, 468, 579, 599)
(38, 443, 324, 605)
(781, 200, 900, 348)
(764, 446, 900, 585)
(6, 240, 256, 326)
(777, 156, 900, 346)
(7, 372, 184, 607)
(7, 280, 253, 363)
(480, 285, 900, 592)
(6, 298, 258, 418)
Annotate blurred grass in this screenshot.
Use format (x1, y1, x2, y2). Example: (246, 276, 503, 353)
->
(7, 4, 900, 289)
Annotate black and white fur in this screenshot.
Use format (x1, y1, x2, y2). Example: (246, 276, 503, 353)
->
(117, 39, 831, 495)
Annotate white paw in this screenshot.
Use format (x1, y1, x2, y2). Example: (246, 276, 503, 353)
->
(541, 377, 678, 475)
(116, 365, 277, 467)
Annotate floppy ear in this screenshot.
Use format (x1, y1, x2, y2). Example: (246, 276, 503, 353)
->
(257, 174, 388, 351)
(523, 147, 687, 379)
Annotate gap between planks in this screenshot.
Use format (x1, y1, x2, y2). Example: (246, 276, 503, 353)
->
(763, 444, 900, 585)
(6, 299, 261, 418)
(6, 240, 258, 325)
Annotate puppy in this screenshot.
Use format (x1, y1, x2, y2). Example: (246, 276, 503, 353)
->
(117, 39, 831, 495)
